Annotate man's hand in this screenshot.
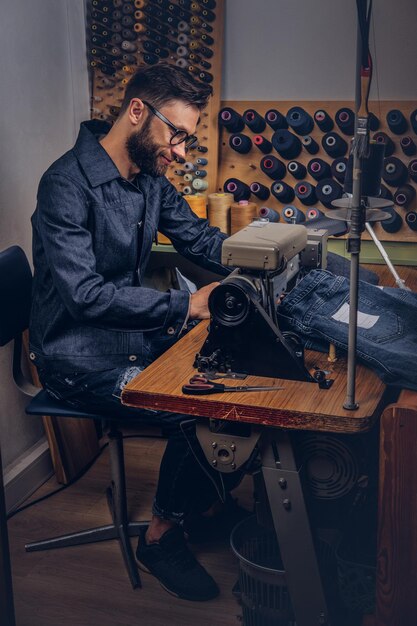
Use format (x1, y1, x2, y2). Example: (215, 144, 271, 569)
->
(189, 282, 220, 320)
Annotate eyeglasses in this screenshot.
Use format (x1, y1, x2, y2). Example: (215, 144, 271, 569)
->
(142, 100, 198, 151)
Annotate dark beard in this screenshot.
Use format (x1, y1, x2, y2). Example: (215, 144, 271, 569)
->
(126, 117, 168, 178)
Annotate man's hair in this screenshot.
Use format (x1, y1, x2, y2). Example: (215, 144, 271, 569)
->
(119, 63, 213, 114)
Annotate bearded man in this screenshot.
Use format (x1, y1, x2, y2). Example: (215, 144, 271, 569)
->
(30, 64, 246, 602)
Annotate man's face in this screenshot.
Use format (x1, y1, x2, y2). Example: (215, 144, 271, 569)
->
(126, 99, 200, 177)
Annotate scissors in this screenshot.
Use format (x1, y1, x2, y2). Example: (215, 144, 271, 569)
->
(182, 377, 283, 395)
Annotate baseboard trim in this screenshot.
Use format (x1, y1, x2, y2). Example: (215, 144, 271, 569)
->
(4, 438, 54, 514)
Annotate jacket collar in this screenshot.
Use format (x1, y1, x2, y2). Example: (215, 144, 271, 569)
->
(73, 120, 121, 188)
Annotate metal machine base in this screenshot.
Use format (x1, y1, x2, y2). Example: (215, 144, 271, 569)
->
(196, 419, 331, 626)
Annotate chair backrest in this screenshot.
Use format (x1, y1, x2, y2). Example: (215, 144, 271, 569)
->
(0, 246, 32, 347)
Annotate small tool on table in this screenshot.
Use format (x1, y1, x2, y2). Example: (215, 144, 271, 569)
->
(182, 375, 283, 395)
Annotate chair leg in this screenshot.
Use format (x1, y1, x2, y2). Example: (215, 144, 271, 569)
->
(25, 428, 148, 589)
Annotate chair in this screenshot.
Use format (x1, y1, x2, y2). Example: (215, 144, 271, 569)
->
(0, 245, 151, 589)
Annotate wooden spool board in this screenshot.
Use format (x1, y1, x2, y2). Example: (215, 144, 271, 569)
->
(216, 100, 417, 243)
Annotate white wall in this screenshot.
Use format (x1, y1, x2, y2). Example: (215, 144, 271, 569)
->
(222, 0, 417, 101)
(0, 0, 90, 473)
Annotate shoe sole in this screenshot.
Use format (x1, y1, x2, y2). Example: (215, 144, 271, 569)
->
(136, 557, 219, 602)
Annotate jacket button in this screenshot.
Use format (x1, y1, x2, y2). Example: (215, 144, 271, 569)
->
(29, 352, 36, 360)
(128, 355, 137, 362)
(167, 327, 175, 335)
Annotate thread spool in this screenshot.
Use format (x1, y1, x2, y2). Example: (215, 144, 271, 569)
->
(259, 206, 280, 222)
(382, 157, 409, 187)
(301, 135, 319, 155)
(306, 208, 325, 221)
(283, 206, 306, 224)
(386, 109, 408, 135)
(176, 45, 188, 57)
(410, 109, 417, 134)
(208, 192, 233, 234)
(229, 133, 252, 154)
(373, 132, 395, 157)
(314, 110, 334, 132)
(243, 109, 266, 133)
(199, 71, 213, 83)
(176, 58, 188, 68)
(184, 161, 195, 171)
(343, 143, 385, 197)
(224, 178, 251, 201)
(294, 181, 317, 205)
(201, 33, 214, 45)
(307, 158, 331, 181)
(196, 157, 208, 166)
(253, 135, 272, 154)
(379, 184, 393, 200)
(272, 130, 302, 159)
(183, 193, 207, 218)
(123, 28, 137, 39)
(271, 181, 295, 203)
(182, 185, 193, 195)
(331, 157, 348, 183)
(322, 132, 348, 158)
(335, 107, 355, 136)
(250, 182, 270, 200)
(260, 155, 286, 180)
(405, 211, 417, 231)
(316, 178, 343, 208)
(408, 159, 417, 183)
(218, 107, 245, 133)
(400, 136, 416, 156)
(287, 161, 307, 180)
(197, 145, 208, 153)
(183, 173, 194, 182)
(192, 178, 208, 191)
(143, 53, 159, 65)
(178, 20, 190, 31)
(194, 169, 207, 177)
(381, 209, 403, 233)
(286, 107, 314, 135)
(369, 112, 380, 131)
(394, 184, 416, 209)
(265, 109, 288, 130)
(230, 200, 257, 234)
(174, 169, 185, 176)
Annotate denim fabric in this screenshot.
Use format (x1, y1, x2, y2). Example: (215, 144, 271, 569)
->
(38, 366, 244, 521)
(30, 120, 229, 373)
(277, 269, 417, 391)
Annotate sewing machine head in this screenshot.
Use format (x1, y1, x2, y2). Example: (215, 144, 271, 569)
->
(195, 221, 330, 384)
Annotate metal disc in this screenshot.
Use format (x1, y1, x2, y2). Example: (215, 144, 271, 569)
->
(331, 197, 394, 209)
(325, 209, 392, 222)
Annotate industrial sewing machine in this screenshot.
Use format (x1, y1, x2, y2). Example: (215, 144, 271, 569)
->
(194, 221, 330, 385)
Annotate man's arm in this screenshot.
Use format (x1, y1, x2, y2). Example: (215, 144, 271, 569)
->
(158, 178, 231, 277)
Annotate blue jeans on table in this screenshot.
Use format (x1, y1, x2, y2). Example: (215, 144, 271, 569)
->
(277, 269, 417, 391)
(38, 366, 244, 522)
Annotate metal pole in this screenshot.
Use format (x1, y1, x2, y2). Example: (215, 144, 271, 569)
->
(344, 8, 365, 411)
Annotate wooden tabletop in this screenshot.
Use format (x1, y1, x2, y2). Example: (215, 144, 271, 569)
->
(122, 319, 389, 434)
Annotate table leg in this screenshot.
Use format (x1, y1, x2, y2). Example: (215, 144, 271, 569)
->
(260, 428, 330, 626)
(0, 446, 16, 626)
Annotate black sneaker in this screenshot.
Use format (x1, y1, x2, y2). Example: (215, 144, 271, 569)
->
(183, 499, 252, 544)
(136, 526, 219, 601)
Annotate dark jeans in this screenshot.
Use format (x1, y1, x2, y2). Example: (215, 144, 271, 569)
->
(38, 366, 244, 522)
(277, 269, 417, 391)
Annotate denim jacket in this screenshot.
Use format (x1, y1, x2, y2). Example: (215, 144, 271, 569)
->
(30, 120, 229, 373)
